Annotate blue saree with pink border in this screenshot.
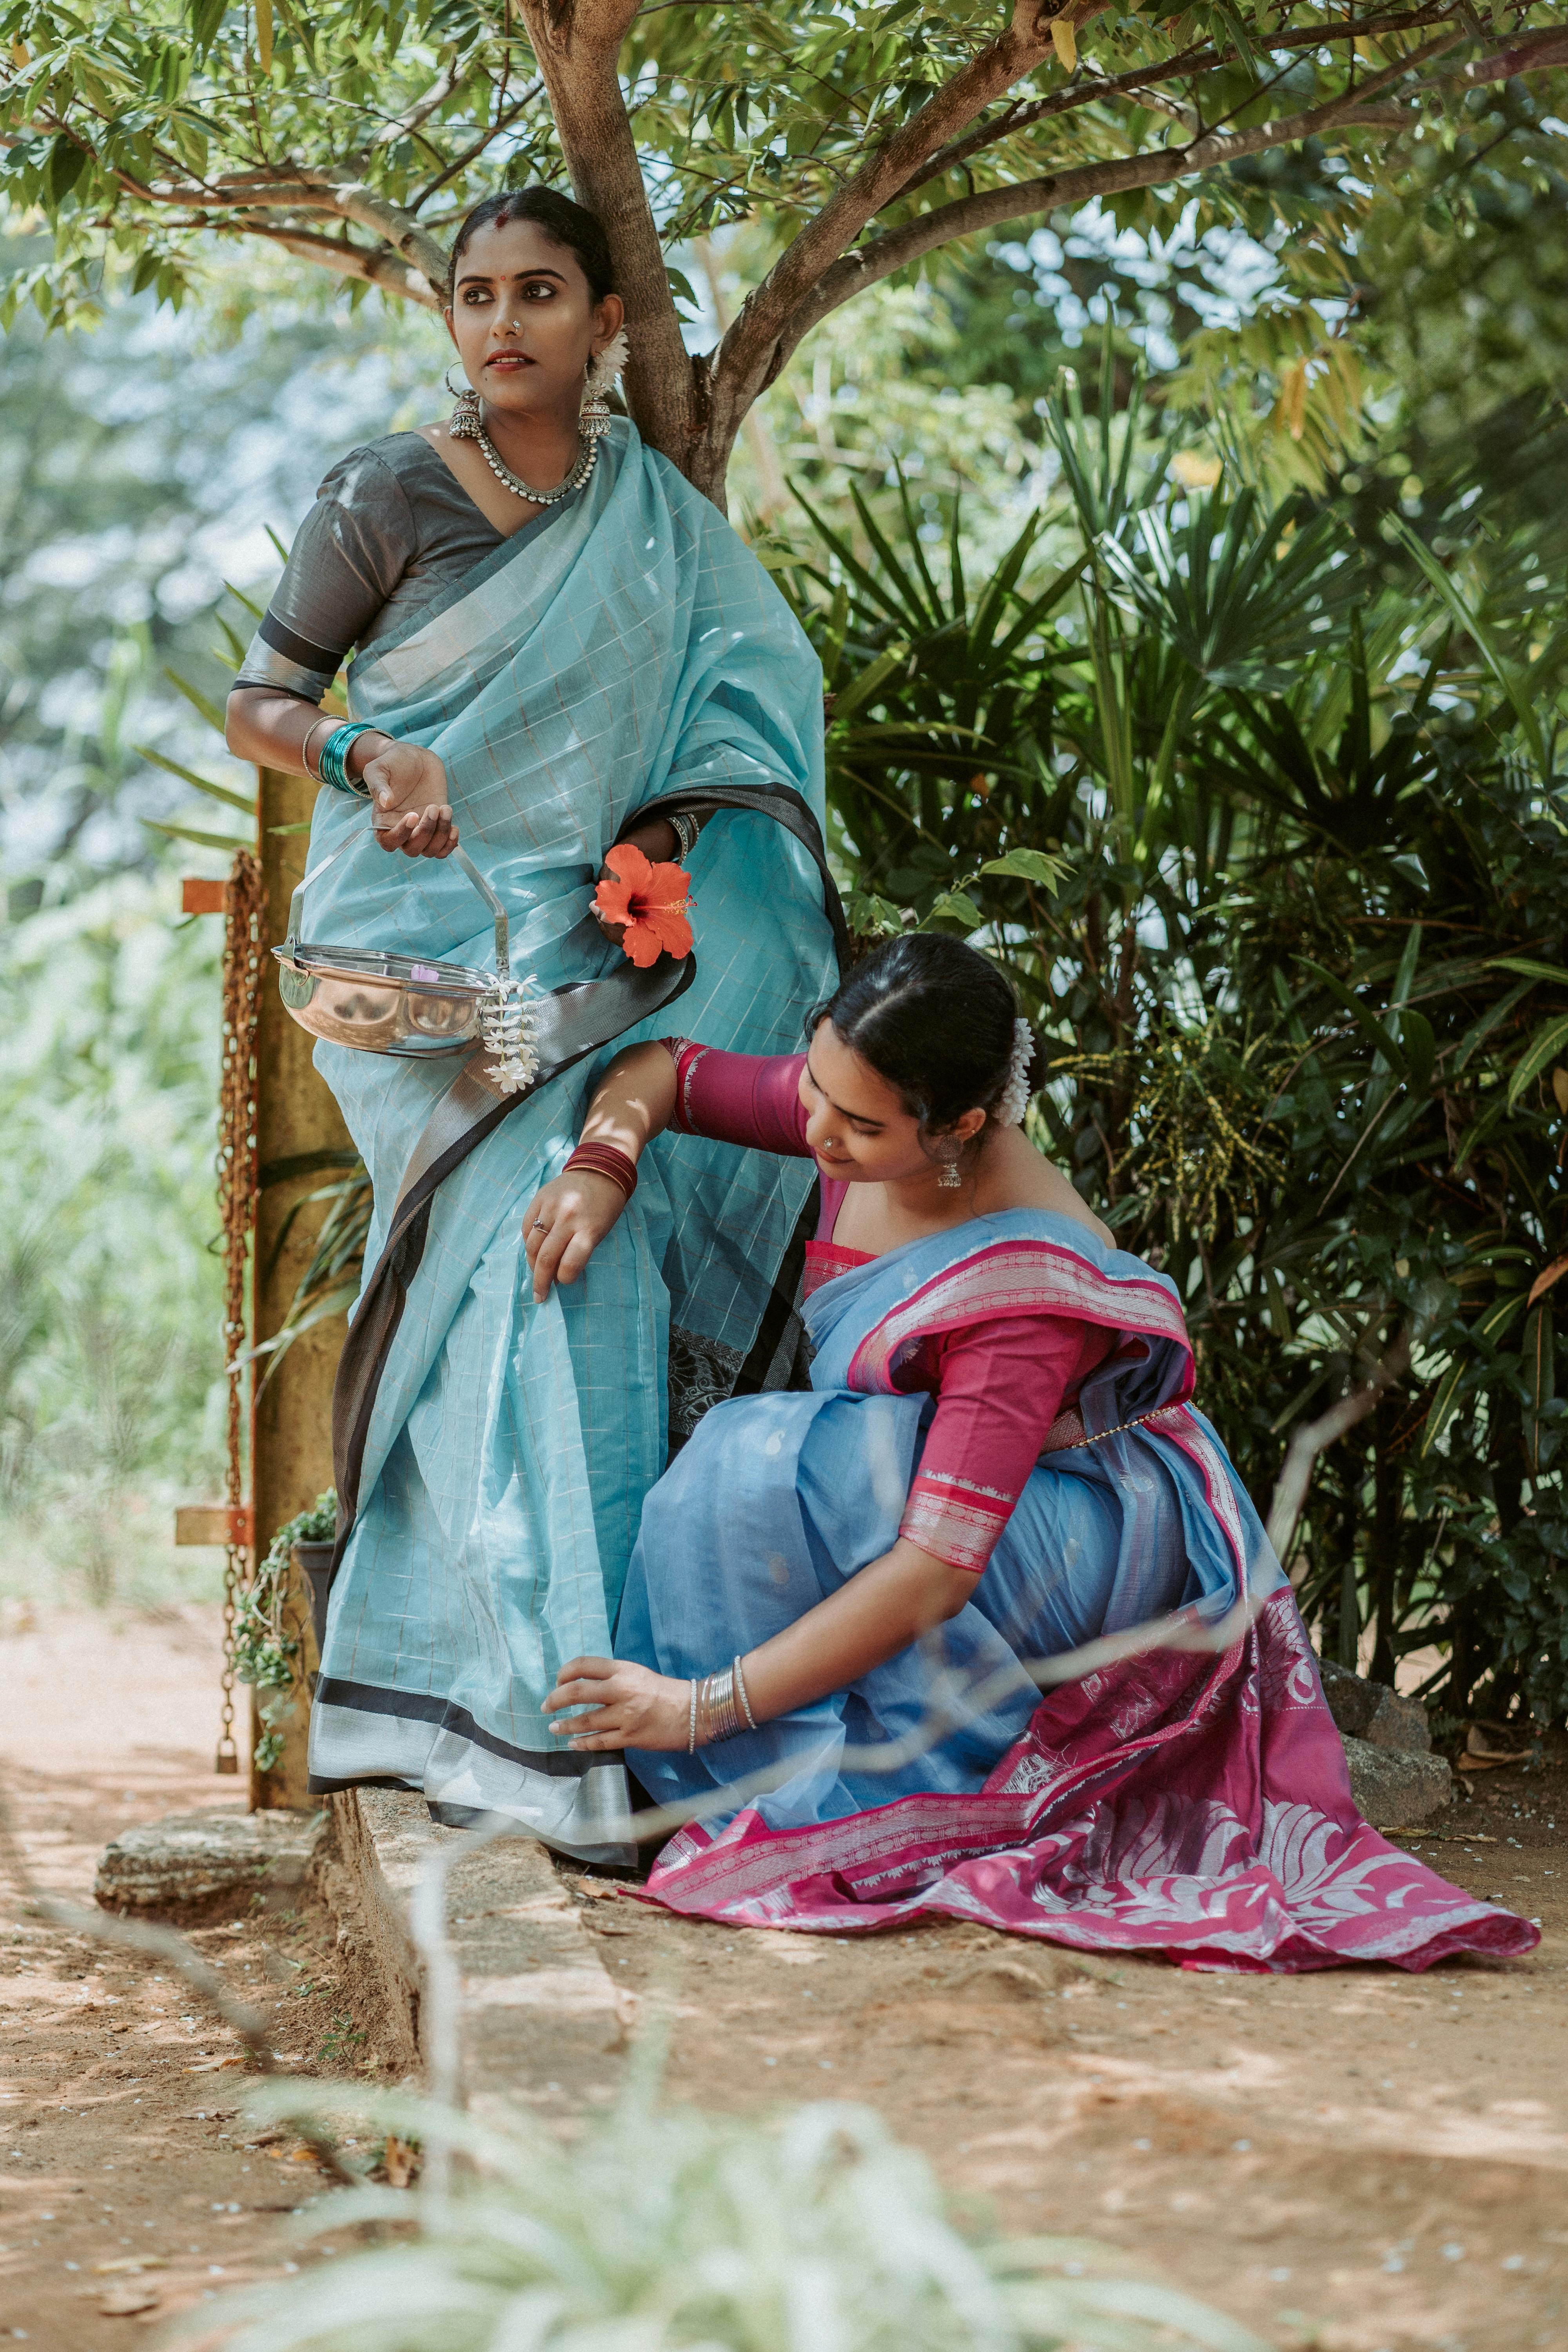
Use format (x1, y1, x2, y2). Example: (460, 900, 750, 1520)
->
(619, 1212, 1537, 1971)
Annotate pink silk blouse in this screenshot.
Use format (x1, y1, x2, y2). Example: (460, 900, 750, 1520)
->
(662, 1041, 1112, 1574)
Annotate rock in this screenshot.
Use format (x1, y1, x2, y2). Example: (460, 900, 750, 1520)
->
(1341, 1735, 1452, 1827)
(1316, 1657, 1432, 1753)
(94, 1808, 326, 1915)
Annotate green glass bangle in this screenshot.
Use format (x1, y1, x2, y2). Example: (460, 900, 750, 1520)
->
(317, 722, 379, 795)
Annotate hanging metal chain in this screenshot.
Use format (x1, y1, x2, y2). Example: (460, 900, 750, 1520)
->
(215, 849, 265, 1774)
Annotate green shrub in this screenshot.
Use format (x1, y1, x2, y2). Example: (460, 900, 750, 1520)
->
(772, 353, 1568, 1733)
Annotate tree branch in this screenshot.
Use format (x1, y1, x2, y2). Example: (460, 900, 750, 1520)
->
(716, 0, 1080, 415)
(370, 55, 468, 148)
(214, 219, 443, 306)
(312, 171, 450, 292)
(1454, 22, 1568, 85)
(408, 84, 544, 213)
(1265, 1328, 1412, 1562)
(773, 37, 1478, 375)
(69, 157, 451, 296)
(900, 6, 1461, 197)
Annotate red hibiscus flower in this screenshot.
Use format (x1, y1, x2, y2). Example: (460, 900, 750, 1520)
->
(593, 843, 694, 969)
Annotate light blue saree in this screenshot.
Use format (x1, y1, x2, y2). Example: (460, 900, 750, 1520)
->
(298, 421, 839, 1860)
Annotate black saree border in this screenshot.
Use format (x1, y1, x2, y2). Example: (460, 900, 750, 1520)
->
(310, 1675, 597, 1780)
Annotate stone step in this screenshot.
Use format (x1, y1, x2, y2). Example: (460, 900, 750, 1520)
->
(93, 1808, 327, 1915)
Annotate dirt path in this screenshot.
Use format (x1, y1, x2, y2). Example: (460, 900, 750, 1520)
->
(0, 1607, 387, 2346)
(576, 1788, 1568, 2343)
(2, 1606, 1564, 2352)
(581, 1803, 1568, 2352)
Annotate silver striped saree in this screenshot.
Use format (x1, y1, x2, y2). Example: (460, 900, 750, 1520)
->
(286, 421, 840, 1860)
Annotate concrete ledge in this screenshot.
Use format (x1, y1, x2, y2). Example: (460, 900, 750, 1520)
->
(323, 1790, 631, 2122)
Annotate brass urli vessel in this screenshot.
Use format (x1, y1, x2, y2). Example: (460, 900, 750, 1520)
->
(273, 829, 515, 1059)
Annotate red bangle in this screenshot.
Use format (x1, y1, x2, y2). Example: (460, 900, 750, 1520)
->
(565, 1142, 638, 1201)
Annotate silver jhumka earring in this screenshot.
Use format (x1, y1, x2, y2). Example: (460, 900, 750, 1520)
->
(936, 1145, 964, 1191)
(445, 364, 482, 440)
(580, 328, 630, 440)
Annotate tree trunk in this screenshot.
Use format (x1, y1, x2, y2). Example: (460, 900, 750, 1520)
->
(249, 769, 352, 1812)
(682, 401, 744, 513)
(517, 0, 706, 486)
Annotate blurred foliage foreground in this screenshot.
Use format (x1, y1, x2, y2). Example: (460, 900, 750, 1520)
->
(209, 2073, 1265, 2352)
(765, 354, 1568, 1743)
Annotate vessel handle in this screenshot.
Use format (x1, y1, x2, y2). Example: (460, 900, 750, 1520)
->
(450, 845, 509, 980)
(282, 821, 509, 979)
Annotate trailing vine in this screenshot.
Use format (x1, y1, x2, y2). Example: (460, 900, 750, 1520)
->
(236, 1488, 336, 1771)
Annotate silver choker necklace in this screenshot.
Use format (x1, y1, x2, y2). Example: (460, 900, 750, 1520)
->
(474, 423, 597, 508)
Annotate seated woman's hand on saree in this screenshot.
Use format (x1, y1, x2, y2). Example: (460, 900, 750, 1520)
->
(523, 1169, 629, 1301)
(544, 1656, 692, 1751)
(544, 1541, 977, 1756)
(359, 739, 458, 860)
(524, 1044, 679, 1300)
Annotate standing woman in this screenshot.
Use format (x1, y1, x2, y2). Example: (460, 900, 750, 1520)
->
(526, 936, 1537, 1971)
(226, 189, 840, 1862)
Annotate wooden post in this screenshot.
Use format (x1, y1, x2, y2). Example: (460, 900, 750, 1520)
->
(250, 769, 352, 1812)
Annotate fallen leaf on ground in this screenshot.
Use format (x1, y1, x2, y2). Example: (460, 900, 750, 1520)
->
(383, 2133, 417, 2188)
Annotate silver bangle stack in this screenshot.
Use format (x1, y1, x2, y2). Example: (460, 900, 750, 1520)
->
(686, 1654, 759, 1751)
(668, 809, 699, 863)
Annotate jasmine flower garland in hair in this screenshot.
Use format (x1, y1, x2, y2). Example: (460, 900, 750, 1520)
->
(996, 1018, 1035, 1127)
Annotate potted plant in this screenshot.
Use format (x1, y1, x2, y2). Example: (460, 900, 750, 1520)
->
(236, 1490, 337, 1770)
(284, 1490, 339, 1655)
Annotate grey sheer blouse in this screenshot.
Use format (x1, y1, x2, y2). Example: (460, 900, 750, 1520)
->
(234, 434, 506, 703)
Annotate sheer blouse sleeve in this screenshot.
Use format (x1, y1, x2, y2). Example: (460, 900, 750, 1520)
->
(898, 1313, 1113, 1573)
(233, 447, 420, 703)
(661, 1040, 813, 1157)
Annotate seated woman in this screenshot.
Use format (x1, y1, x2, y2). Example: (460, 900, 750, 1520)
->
(523, 935, 1536, 1971)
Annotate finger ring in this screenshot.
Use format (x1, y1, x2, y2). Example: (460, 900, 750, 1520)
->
(532, 1218, 550, 1232)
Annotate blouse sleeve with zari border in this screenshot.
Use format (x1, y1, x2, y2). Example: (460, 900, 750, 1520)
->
(659, 1041, 813, 1155)
(898, 1313, 1114, 1574)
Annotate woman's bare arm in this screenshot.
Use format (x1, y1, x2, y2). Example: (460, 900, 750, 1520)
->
(543, 1537, 976, 1754)
(522, 1041, 678, 1300)
(223, 685, 457, 858)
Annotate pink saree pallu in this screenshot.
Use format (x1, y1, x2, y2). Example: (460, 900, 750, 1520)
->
(617, 1212, 1537, 1973)
(642, 1590, 1535, 1971)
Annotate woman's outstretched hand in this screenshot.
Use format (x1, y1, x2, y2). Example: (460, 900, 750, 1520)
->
(523, 1169, 627, 1301)
(544, 1656, 691, 1750)
(360, 740, 458, 859)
